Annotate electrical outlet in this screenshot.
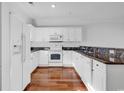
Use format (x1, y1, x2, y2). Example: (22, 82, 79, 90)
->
(109, 50, 115, 54)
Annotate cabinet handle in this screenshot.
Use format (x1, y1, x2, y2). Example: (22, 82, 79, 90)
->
(96, 64, 99, 66)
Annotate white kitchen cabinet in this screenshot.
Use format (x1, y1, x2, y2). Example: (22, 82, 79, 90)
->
(72, 51, 93, 90)
(75, 27, 82, 42)
(23, 61, 31, 90)
(32, 28, 49, 41)
(62, 28, 69, 41)
(30, 26, 37, 41)
(72, 52, 83, 77)
(39, 50, 48, 66)
(72, 51, 124, 91)
(92, 59, 106, 91)
(68, 27, 82, 42)
(63, 51, 73, 67)
(92, 59, 124, 91)
(68, 28, 75, 41)
(31, 27, 83, 42)
(80, 56, 92, 86)
(50, 27, 63, 35)
(30, 51, 39, 72)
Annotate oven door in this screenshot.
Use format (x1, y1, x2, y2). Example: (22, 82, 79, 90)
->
(49, 51, 62, 62)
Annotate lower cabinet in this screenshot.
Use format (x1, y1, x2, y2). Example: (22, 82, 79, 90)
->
(63, 51, 73, 67)
(31, 51, 39, 72)
(92, 59, 106, 91)
(72, 51, 92, 90)
(23, 51, 39, 90)
(38, 50, 48, 66)
(92, 59, 124, 91)
(72, 52, 106, 91)
(23, 61, 31, 90)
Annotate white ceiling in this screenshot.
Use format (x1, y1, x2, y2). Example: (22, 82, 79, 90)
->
(14, 2, 124, 26)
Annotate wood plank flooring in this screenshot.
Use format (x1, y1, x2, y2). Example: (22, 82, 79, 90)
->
(25, 67, 88, 91)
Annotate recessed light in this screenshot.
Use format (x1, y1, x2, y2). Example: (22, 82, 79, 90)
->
(28, 2, 34, 5)
(51, 4, 56, 8)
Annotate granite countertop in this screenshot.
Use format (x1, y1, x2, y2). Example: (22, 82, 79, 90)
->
(75, 50, 124, 65)
(31, 47, 50, 53)
(30, 46, 124, 64)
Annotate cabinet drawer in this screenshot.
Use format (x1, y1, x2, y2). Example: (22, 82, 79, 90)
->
(93, 59, 106, 71)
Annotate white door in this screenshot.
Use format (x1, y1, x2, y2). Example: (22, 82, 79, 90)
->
(10, 14, 23, 90)
(22, 24, 31, 89)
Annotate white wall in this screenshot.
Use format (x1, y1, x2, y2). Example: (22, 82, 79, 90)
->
(1, 3, 32, 90)
(83, 23, 124, 48)
(0, 3, 1, 90)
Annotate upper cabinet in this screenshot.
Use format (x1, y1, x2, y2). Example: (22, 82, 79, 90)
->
(68, 27, 82, 42)
(31, 27, 85, 42)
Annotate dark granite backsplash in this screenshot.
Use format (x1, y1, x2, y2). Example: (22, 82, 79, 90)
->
(80, 46, 124, 63)
(62, 47, 80, 50)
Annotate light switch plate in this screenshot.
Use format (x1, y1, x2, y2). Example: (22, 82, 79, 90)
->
(109, 58, 115, 62)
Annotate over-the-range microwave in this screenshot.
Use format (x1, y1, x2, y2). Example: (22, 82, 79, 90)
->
(49, 35, 63, 42)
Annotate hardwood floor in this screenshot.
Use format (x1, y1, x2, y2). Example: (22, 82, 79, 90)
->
(25, 67, 88, 91)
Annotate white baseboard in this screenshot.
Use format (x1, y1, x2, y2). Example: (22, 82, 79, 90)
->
(63, 64, 73, 67)
(38, 64, 48, 67)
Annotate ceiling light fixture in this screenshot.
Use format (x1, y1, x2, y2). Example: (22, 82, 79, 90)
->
(51, 4, 56, 8)
(28, 2, 34, 5)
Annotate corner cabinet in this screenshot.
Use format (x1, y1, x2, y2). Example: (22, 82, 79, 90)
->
(92, 59, 124, 91)
(72, 52, 124, 91)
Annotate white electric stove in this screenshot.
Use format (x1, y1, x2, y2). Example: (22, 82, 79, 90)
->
(48, 43, 63, 66)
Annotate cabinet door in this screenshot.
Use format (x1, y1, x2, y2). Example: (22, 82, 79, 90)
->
(30, 27, 37, 41)
(39, 51, 48, 66)
(93, 60, 106, 91)
(62, 28, 69, 41)
(68, 28, 75, 41)
(75, 27, 82, 42)
(31, 52, 39, 72)
(68, 27, 82, 42)
(80, 56, 92, 85)
(63, 51, 72, 66)
(22, 61, 31, 89)
(93, 69, 106, 91)
(72, 52, 81, 75)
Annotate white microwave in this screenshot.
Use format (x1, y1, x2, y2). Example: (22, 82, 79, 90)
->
(49, 35, 63, 42)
